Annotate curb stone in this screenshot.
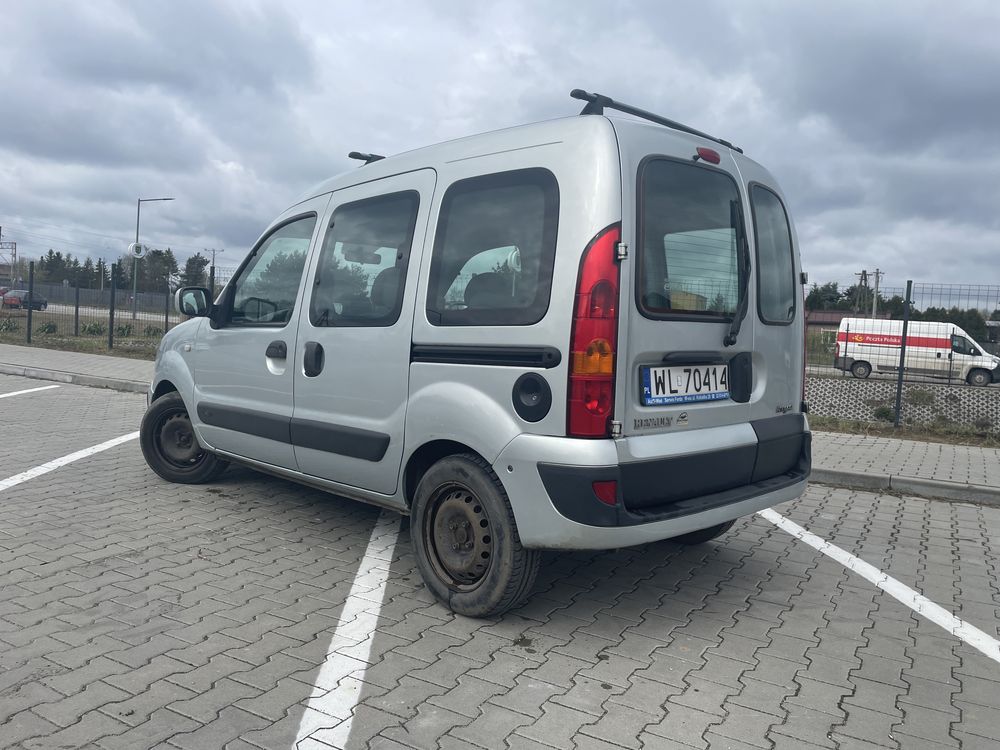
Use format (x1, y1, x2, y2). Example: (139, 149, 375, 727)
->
(811, 470, 1000, 508)
(0, 363, 147, 394)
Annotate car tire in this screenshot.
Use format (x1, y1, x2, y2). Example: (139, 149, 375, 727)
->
(140, 392, 228, 484)
(411, 453, 540, 618)
(967, 369, 991, 387)
(671, 520, 736, 545)
(850, 361, 872, 379)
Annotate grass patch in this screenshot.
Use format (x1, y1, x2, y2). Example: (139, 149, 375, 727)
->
(809, 414, 1000, 448)
(905, 388, 937, 406)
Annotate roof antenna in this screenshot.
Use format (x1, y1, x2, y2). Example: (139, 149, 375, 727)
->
(348, 151, 385, 165)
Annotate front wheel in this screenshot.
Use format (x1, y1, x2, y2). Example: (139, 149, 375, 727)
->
(411, 453, 540, 618)
(967, 369, 992, 387)
(671, 520, 736, 545)
(140, 392, 228, 483)
(851, 361, 872, 379)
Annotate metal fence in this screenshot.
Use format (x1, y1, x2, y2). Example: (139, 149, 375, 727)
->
(0, 262, 236, 356)
(805, 280, 1000, 431)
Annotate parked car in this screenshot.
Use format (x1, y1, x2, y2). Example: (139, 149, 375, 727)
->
(1, 290, 47, 310)
(141, 89, 811, 617)
(835, 317, 999, 386)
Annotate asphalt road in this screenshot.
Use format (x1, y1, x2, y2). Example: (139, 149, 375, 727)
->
(1, 373, 998, 749)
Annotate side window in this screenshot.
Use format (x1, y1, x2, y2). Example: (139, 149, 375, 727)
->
(310, 192, 419, 327)
(751, 185, 796, 324)
(230, 215, 316, 327)
(426, 168, 559, 326)
(951, 335, 977, 356)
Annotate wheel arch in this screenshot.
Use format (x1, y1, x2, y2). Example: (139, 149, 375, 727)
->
(403, 439, 485, 509)
(152, 380, 179, 401)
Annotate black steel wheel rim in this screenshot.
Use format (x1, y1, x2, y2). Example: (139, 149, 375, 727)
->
(424, 483, 493, 591)
(154, 408, 205, 469)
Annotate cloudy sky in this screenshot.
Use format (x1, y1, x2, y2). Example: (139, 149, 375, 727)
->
(1, 0, 998, 292)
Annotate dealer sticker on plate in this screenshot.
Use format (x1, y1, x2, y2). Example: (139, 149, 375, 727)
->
(641, 364, 730, 406)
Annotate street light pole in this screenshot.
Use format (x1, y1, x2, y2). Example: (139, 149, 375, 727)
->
(209, 248, 223, 296)
(133, 196, 174, 319)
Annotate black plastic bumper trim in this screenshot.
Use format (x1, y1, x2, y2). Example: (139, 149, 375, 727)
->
(539, 428, 811, 528)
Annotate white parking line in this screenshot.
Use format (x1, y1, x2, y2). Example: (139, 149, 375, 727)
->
(0, 431, 139, 493)
(759, 508, 1000, 665)
(291, 510, 401, 748)
(0, 384, 60, 400)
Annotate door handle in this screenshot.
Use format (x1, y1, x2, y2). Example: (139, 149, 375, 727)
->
(936, 352, 941, 358)
(303, 341, 325, 377)
(266, 340, 287, 359)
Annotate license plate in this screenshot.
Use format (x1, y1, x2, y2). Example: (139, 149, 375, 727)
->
(641, 364, 729, 406)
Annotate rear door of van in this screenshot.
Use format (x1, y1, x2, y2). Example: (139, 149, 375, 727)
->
(613, 123, 805, 503)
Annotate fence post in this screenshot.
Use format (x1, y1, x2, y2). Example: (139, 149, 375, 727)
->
(108, 264, 116, 350)
(164, 282, 170, 333)
(893, 280, 913, 428)
(947, 327, 955, 385)
(74, 284, 80, 336)
(843, 321, 849, 377)
(26, 262, 34, 344)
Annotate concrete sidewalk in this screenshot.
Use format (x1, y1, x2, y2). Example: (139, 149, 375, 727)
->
(0, 342, 152, 393)
(2, 341, 998, 505)
(811, 431, 1000, 505)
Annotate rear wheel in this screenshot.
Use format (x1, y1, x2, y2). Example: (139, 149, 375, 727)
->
(967, 369, 991, 387)
(850, 361, 872, 379)
(671, 520, 736, 545)
(140, 392, 228, 484)
(411, 453, 540, 618)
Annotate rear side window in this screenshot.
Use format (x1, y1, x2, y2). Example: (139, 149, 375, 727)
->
(426, 168, 559, 326)
(638, 159, 742, 319)
(310, 191, 419, 327)
(751, 185, 796, 324)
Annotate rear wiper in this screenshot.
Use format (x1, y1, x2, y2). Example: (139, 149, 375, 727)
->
(724, 198, 751, 347)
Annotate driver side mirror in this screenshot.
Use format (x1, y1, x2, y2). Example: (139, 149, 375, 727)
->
(175, 287, 210, 317)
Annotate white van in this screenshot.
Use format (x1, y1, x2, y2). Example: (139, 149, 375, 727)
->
(835, 317, 999, 386)
(142, 90, 811, 616)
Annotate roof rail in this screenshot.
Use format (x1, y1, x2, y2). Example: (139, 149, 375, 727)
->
(348, 151, 385, 165)
(569, 89, 742, 154)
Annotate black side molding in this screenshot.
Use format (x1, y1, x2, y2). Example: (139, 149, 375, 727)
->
(411, 344, 561, 369)
(289, 418, 389, 462)
(197, 403, 291, 444)
(197, 402, 389, 462)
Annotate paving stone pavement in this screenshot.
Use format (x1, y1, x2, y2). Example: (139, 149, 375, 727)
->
(1, 374, 999, 749)
(812, 431, 1000, 489)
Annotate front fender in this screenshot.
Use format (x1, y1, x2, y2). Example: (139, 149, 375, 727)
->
(150, 320, 207, 443)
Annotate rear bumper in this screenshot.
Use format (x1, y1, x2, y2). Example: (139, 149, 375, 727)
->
(494, 415, 810, 550)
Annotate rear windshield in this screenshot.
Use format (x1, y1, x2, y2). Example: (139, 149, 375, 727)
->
(638, 159, 742, 319)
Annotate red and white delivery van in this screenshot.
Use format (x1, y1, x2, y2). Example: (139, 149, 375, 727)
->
(834, 318, 999, 386)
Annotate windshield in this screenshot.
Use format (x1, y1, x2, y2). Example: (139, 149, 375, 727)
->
(638, 159, 743, 318)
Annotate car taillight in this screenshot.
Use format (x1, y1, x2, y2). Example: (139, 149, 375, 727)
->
(568, 224, 621, 438)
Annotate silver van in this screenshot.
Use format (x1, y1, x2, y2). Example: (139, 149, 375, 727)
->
(141, 91, 811, 617)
